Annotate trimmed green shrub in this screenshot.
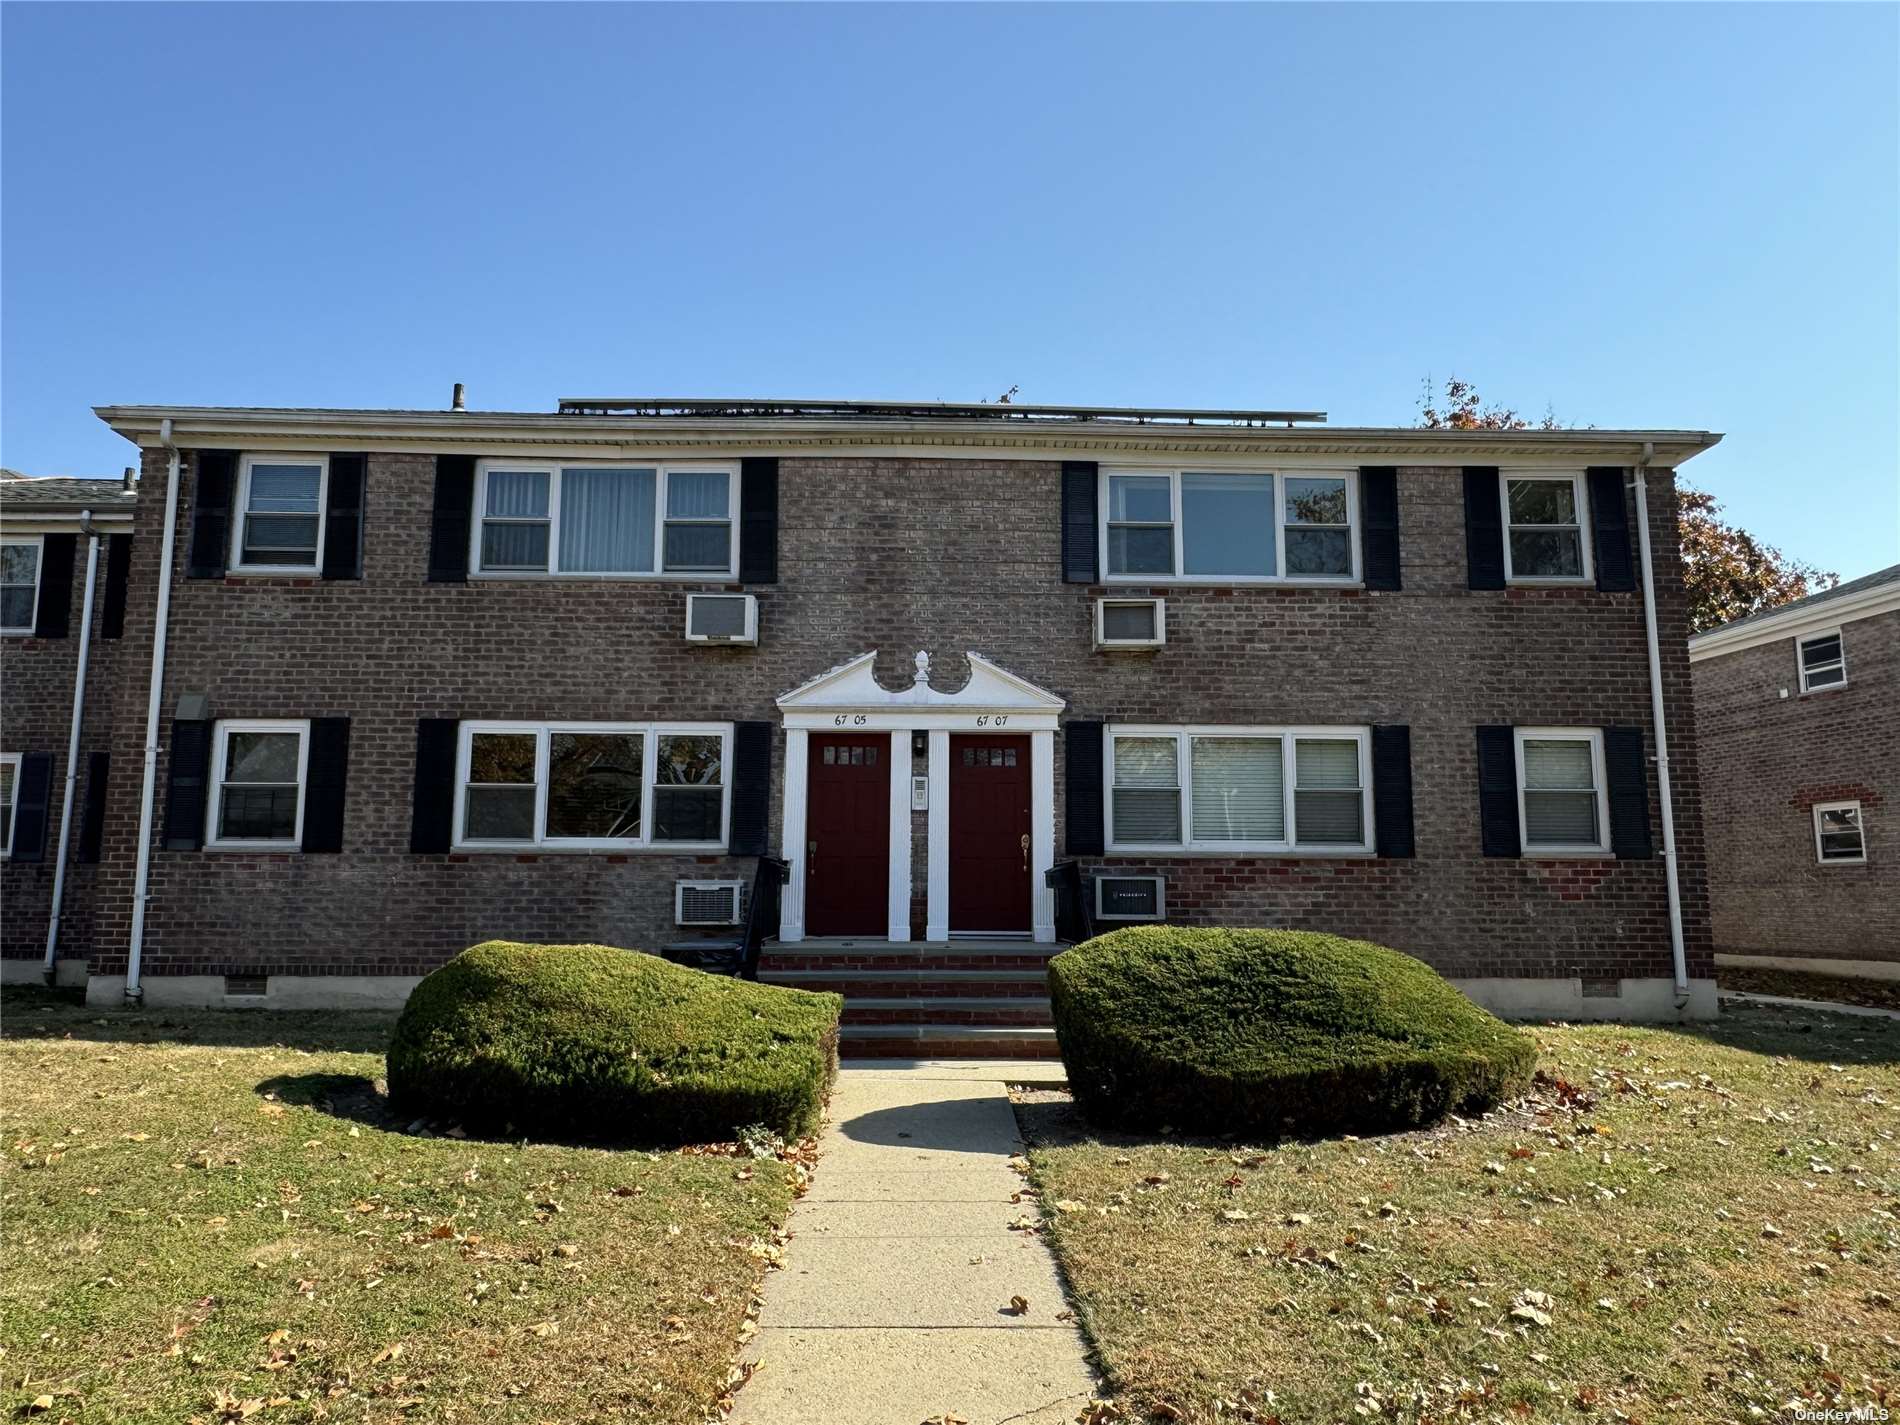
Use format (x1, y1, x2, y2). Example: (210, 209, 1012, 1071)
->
(387, 941, 841, 1145)
(1048, 928, 1535, 1137)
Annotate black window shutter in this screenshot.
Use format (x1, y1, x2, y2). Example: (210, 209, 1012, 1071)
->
(164, 720, 214, 850)
(1061, 462, 1099, 584)
(427, 456, 476, 583)
(410, 718, 459, 852)
(321, 454, 367, 580)
(1603, 725, 1653, 859)
(1360, 467, 1401, 592)
(1371, 724, 1415, 857)
(1588, 467, 1636, 592)
(728, 721, 772, 855)
(76, 751, 109, 864)
(186, 451, 238, 579)
(32, 534, 75, 637)
(101, 535, 133, 639)
(1463, 467, 1505, 591)
(301, 717, 351, 853)
(9, 752, 54, 863)
(739, 459, 779, 584)
(1064, 720, 1105, 855)
(1475, 725, 1520, 858)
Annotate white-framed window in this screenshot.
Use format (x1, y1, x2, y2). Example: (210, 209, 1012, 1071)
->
(1500, 472, 1592, 583)
(1514, 727, 1610, 855)
(453, 721, 731, 849)
(471, 463, 737, 579)
(232, 455, 328, 572)
(1105, 725, 1372, 854)
(1813, 800, 1866, 864)
(1099, 468, 1360, 584)
(0, 753, 18, 858)
(1, 536, 42, 634)
(207, 719, 310, 849)
(1797, 629, 1847, 692)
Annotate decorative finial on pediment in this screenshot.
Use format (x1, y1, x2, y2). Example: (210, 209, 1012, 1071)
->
(913, 650, 932, 688)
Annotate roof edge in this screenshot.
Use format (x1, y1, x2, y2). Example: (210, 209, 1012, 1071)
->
(1689, 574, 1900, 659)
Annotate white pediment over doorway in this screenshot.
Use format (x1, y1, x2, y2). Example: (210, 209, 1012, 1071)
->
(776, 650, 1065, 725)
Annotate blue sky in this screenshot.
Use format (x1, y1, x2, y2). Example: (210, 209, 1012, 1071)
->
(4, 3, 1895, 578)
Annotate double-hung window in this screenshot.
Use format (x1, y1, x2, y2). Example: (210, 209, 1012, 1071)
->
(1514, 728, 1609, 855)
(472, 463, 736, 578)
(454, 722, 730, 849)
(1798, 630, 1847, 692)
(233, 455, 327, 572)
(1500, 472, 1591, 582)
(1813, 801, 1866, 864)
(0, 538, 40, 633)
(0, 753, 17, 857)
(207, 720, 310, 848)
(1100, 469, 1358, 583)
(1106, 726, 1371, 853)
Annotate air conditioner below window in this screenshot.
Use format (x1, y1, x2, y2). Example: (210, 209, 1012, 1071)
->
(685, 593, 758, 645)
(1094, 874, 1165, 921)
(676, 880, 746, 926)
(1094, 597, 1165, 649)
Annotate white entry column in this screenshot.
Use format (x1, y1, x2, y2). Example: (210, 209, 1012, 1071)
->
(924, 728, 951, 942)
(1031, 728, 1057, 943)
(778, 728, 809, 943)
(887, 730, 914, 942)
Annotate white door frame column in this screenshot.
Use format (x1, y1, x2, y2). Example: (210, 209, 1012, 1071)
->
(776, 651, 1065, 944)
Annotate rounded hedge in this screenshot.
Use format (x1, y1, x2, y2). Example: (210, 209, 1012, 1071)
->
(1048, 928, 1535, 1137)
(386, 941, 841, 1145)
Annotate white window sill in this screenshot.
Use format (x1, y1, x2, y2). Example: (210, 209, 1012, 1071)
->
(1817, 856, 1867, 866)
(1104, 846, 1376, 859)
(1101, 577, 1362, 590)
(1503, 578, 1594, 588)
(1799, 683, 1848, 696)
(468, 571, 737, 584)
(224, 566, 322, 579)
(448, 842, 729, 856)
(1521, 847, 1614, 859)
(205, 841, 303, 853)
(1, 629, 36, 638)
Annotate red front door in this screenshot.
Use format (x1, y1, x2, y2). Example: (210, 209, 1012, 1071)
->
(805, 734, 890, 938)
(949, 735, 1031, 933)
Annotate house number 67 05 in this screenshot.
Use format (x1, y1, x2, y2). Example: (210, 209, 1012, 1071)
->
(833, 714, 867, 726)
(976, 715, 1008, 727)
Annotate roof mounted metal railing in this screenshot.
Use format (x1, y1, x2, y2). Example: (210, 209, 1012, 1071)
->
(554, 397, 1327, 427)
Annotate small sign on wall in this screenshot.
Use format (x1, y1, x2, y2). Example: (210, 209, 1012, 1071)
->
(911, 775, 929, 811)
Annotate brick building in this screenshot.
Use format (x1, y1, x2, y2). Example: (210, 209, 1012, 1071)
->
(3, 398, 1721, 1040)
(0, 473, 138, 979)
(1689, 563, 1900, 976)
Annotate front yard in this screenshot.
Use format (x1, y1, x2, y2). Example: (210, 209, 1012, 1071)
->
(1021, 1003, 1900, 1423)
(0, 991, 804, 1424)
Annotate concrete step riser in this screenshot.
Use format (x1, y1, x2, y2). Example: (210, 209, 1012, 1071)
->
(763, 978, 1051, 999)
(759, 956, 1058, 973)
(842, 1008, 1054, 1028)
(843, 1036, 1063, 1060)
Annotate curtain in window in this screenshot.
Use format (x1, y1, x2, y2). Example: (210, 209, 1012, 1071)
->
(1522, 739, 1598, 843)
(1182, 473, 1275, 577)
(1190, 737, 1284, 842)
(666, 471, 728, 518)
(1112, 737, 1181, 842)
(1294, 738, 1363, 843)
(560, 468, 654, 573)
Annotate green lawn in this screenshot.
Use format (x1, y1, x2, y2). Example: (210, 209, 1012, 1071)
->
(0, 990, 804, 1424)
(1020, 1002, 1900, 1424)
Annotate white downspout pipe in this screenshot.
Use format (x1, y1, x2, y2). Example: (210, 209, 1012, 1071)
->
(126, 420, 183, 1002)
(43, 513, 102, 977)
(1630, 441, 1691, 1006)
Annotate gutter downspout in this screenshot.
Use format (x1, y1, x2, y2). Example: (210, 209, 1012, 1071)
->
(1630, 441, 1692, 1007)
(126, 420, 182, 1002)
(42, 512, 102, 979)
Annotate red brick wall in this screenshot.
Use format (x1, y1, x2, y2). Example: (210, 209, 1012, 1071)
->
(70, 448, 1709, 985)
(1692, 605, 1899, 961)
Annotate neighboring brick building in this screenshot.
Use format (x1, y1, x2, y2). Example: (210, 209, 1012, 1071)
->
(0, 473, 138, 979)
(1690, 564, 1900, 976)
(5, 397, 1722, 1038)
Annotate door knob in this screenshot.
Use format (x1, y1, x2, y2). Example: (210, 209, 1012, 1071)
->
(1020, 833, 1030, 871)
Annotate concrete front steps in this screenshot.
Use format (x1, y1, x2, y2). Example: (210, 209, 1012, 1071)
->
(756, 938, 1063, 1059)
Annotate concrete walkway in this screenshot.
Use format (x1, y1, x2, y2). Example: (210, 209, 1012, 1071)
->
(736, 1061, 1097, 1425)
(1722, 990, 1900, 1021)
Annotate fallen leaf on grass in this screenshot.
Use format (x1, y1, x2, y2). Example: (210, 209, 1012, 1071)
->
(372, 1343, 404, 1364)
(528, 1320, 558, 1338)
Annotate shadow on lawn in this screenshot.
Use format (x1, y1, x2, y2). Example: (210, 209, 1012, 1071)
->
(257, 1071, 395, 1128)
(0, 999, 396, 1055)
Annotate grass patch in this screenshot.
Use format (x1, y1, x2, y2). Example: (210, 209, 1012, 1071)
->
(0, 997, 806, 1423)
(1020, 1002, 1900, 1423)
(388, 941, 841, 1145)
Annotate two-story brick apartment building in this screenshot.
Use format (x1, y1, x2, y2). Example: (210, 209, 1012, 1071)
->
(4, 398, 1721, 1042)
(1690, 563, 1899, 977)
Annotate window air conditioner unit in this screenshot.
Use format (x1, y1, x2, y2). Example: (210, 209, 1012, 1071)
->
(676, 880, 746, 926)
(1094, 597, 1165, 649)
(1094, 874, 1165, 921)
(685, 593, 758, 645)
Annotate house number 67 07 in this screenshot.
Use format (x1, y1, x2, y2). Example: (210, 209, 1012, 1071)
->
(833, 714, 867, 726)
(976, 715, 1008, 727)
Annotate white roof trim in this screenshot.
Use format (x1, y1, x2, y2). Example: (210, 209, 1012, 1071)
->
(777, 650, 1065, 713)
(1689, 580, 1900, 660)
